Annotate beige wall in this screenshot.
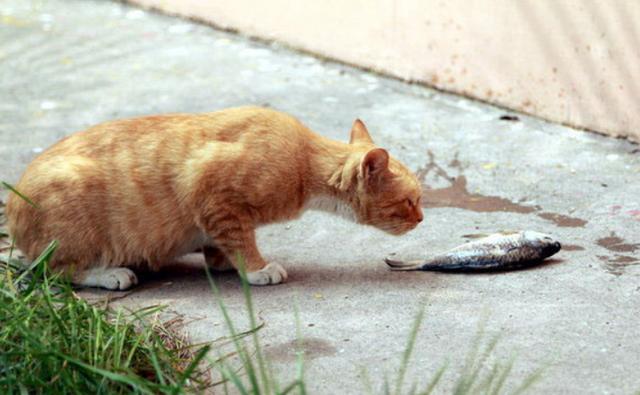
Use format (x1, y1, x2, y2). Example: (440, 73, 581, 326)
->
(132, 0, 640, 142)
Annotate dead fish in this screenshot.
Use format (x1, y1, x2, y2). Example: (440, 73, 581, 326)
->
(385, 231, 561, 272)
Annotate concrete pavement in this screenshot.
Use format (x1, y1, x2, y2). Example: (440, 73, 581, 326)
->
(1, 1, 639, 393)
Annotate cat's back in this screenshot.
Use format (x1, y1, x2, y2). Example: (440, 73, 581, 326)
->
(11, 106, 309, 206)
(22, 106, 306, 170)
(37, 107, 278, 154)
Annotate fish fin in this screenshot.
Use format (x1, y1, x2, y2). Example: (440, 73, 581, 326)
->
(505, 245, 520, 253)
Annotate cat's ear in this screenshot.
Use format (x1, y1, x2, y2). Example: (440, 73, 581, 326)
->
(349, 119, 374, 145)
(361, 148, 389, 183)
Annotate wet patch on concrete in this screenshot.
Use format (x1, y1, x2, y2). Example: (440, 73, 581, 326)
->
(595, 233, 639, 275)
(422, 175, 537, 214)
(265, 337, 337, 363)
(563, 244, 585, 251)
(448, 153, 464, 170)
(597, 233, 639, 253)
(597, 255, 640, 276)
(537, 212, 588, 228)
(417, 151, 588, 228)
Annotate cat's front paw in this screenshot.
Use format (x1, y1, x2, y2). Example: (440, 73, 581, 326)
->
(77, 267, 138, 290)
(246, 263, 288, 285)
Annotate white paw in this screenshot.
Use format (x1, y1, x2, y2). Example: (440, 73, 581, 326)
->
(79, 267, 138, 290)
(246, 263, 288, 286)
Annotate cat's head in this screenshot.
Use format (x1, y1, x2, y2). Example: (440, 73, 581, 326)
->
(346, 120, 424, 235)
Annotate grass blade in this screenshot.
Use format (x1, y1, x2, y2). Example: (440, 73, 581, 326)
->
(294, 298, 307, 395)
(218, 362, 250, 395)
(453, 315, 489, 395)
(172, 344, 211, 395)
(464, 333, 501, 393)
(419, 361, 448, 395)
(394, 305, 425, 395)
(1, 181, 39, 209)
(236, 254, 271, 394)
(205, 265, 260, 392)
(149, 350, 166, 387)
(360, 366, 375, 395)
(15, 240, 58, 292)
(489, 356, 515, 395)
(280, 379, 304, 394)
(45, 351, 154, 393)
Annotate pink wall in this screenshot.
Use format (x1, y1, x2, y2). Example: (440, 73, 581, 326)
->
(131, 0, 640, 141)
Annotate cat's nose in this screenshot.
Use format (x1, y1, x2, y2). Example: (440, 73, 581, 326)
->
(416, 211, 423, 223)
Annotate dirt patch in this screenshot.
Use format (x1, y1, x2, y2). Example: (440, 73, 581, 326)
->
(597, 233, 639, 253)
(537, 212, 588, 228)
(598, 255, 640, 276)
(265, 337, 337, 363)
(417, 151, 588, 228)
(595, 233, 639, 275)
(423, 175, 537, 214)
(563, 244, 585, 251)
(449, 155, 463, 169)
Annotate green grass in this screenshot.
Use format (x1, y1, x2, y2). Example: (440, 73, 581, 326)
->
(365, 308, 545, 395)
(0, 242, 211, 394)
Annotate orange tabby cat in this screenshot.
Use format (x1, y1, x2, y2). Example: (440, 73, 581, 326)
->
(6, 107, 423, 289)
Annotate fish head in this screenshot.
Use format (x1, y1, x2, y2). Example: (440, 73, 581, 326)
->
(521, 231, 562, 258)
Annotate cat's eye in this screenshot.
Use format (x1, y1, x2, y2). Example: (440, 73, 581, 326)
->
(406, 199, 414, 207)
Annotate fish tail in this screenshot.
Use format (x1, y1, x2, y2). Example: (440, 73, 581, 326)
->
(384, 257, 424, 271)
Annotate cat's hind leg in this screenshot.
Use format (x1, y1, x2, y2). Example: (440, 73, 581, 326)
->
(73, 267, 138, 290)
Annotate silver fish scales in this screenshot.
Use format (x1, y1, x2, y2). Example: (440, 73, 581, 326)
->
(385, 231, 561, 272)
